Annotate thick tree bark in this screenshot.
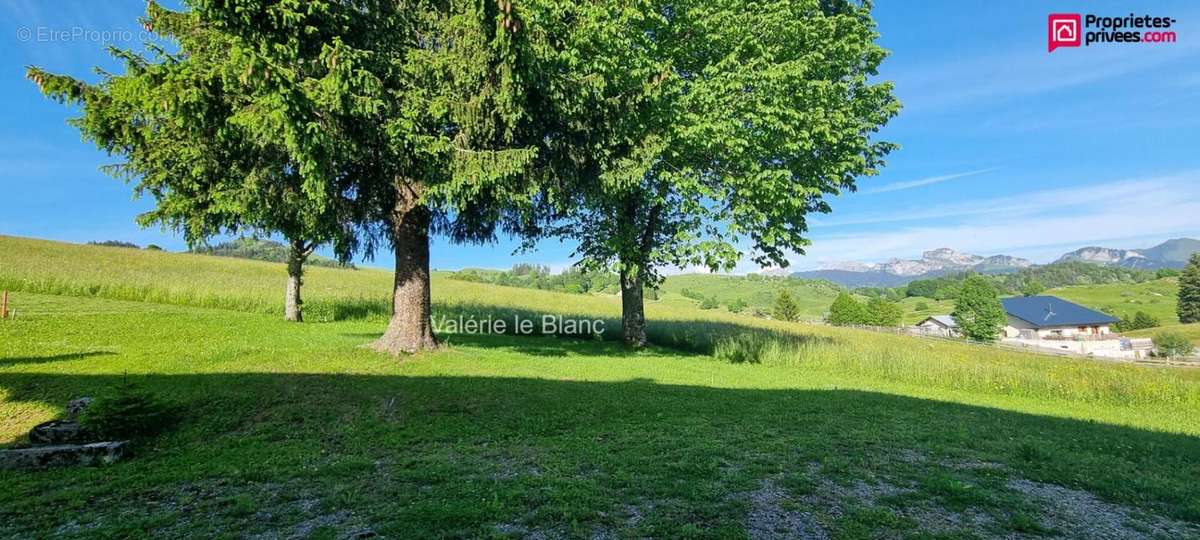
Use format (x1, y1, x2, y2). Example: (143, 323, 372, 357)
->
(284, 240, 309, 322)
(616, 195, 660, 349)
(619, 260, 647, 348)
(372, 182, 438, 355)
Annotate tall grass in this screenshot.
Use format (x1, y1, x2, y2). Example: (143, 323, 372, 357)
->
(0, 235, 393, 321)
(4, 235, 1199, 411)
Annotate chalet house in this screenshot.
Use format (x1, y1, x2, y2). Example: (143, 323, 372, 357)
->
(916, 315, 958, 337)
(1000, 295, 1118, 339)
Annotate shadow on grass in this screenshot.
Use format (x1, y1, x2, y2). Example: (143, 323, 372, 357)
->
(439, 333, 654, 358)
(0, 351, 115, 367)
(0, 371, 1198, 538)
(426, 302, 840, 362)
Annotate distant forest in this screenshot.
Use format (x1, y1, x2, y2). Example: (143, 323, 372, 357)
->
(191, 238, 352, 269)
(449, 264, 626, 296)
(861, 262, 1178, 300)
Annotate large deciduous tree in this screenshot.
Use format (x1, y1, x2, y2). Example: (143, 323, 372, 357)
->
(526, 0, 899, 346)
(952, 275, 1006, 343)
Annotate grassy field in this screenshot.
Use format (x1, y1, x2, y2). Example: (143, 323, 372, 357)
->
(2, 237, 1200, 537)
(0, 235, 397, 322)
(650, 271, 1181, 329)
(1128, 323, 1200, 344)
(1048, 278, 1180, 326)
(656, 274, 842, 320)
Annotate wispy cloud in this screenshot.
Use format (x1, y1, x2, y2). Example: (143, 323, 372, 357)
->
(860, 167, 998, 195)
(817, 176, 1164, 228)
(786, 172, 1200, 270)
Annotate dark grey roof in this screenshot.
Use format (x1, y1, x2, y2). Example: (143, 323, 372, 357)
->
(1000, 295, 1118, 328)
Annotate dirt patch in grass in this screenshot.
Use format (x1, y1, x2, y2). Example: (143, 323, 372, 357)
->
(1007, 479, 1200, 539)
(746, 478, 828, 540)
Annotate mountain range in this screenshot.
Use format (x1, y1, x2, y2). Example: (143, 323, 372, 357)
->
(792, 238, 1198, 288)
(1053, 238, 1200, 269)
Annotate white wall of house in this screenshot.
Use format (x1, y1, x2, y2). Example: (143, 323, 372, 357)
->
(916, 319, 957, 337)
(1001, 337, 1143, 359)
(1002, 315, 1112, 339)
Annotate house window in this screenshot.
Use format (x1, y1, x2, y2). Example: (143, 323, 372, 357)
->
(1078, 326, 1087, 333)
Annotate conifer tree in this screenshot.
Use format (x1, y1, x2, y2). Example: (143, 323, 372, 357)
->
(773, 291, 802, 322)
(1178, 254, 1200, 324)
(31, 0, 541, 349)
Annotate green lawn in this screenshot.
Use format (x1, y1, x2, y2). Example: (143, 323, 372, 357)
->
(2, 238, 1200, 537)
(1048, 278, 1180, 326)
(657, 273, 842, 320)
(1128, 323, 1200, 345)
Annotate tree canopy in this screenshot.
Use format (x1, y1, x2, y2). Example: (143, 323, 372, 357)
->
(525, 0, 899, 346)
(31, 0, 545, 349)
(952, 275, 1006, 342)
(1179, 254, 1200, 324)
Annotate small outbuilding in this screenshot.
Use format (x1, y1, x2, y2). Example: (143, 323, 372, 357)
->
(916, 315, 959, 337)
(1000, 295, 1118, 339)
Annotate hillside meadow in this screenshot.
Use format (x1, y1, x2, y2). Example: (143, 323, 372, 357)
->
(2, 236, 1200, 537)
(1049, 278, 1181, 326)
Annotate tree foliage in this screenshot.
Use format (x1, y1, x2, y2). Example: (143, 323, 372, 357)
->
(952, 275, 1006, 342)
(525, 0, 898, 345)
(826, 292, 867, 326)
(1153, 331, 1194, 358)
(773, 291, 802, 322)
(902, 262, 1157, 300)
(864, 297, 903, 327)
(1179, 254, 1200, 324)
(1114, 311, 1159, 332)
(1020, 280, 1045, 297)
(31, 0, 544, 347)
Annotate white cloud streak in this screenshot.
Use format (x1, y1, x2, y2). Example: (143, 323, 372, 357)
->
(860, 167, 998, 195)
(789, 172, 1200, 270)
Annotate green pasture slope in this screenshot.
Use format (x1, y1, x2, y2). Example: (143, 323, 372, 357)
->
(1129, 323, 1200, 345)
(2, 235, 1200, 538)
(657, 273, 842, 319)
(1048, 278, 1181, 326)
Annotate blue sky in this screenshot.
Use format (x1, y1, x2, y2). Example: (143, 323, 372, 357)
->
(2, 1, 1199, 272)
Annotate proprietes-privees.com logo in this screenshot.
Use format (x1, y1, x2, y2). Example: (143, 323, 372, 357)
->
(1049, 13, 1178, 52)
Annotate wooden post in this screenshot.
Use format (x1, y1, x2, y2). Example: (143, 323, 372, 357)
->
(1, 291, 7, 320)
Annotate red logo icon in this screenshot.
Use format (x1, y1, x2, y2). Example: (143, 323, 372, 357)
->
(1048, 13, 1082, 52)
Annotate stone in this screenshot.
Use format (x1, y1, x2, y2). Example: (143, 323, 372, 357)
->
(28, 420, 89, 445)
(66, 396, 93, 422)
(0, 441, 127, 470)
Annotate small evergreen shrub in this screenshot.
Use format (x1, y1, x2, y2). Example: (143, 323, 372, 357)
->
(80, 380, 176, 439)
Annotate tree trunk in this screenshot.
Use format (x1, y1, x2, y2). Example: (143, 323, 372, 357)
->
(619, 258, 647, 348)
(284, 240, 308, 322)
(372, 182, 438, 355)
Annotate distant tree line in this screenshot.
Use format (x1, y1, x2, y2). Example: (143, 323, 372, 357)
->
(191, 238, 353, 269)
(89, 240, 165, 251)
(451, 265, 622, 296)
(822, 292, 902, 327)
(896, 262, 1164, 301)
